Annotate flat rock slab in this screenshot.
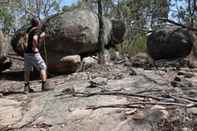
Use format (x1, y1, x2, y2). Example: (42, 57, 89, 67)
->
(1, 64, 197, 130)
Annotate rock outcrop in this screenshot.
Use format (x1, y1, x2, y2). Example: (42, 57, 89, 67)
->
(147, 27, 194, 60)
(11, 9, 125, 74)
(1, 62, 197, 131)
(0, 31, 12, 72)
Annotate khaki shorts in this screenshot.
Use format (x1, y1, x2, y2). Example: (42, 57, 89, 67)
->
(24, 53, 47, 71)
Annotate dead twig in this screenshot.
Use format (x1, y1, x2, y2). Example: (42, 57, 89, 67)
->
(87, 102, 189, 110)
(167, 95, 193, 104)
(135, 89, 162, 94)
(87, 104, 144, 110)
(7, 55, 24, 61)
(180, 96, 197, 103)
(73, 91, 162, 101)
(131, 27, 153, 33)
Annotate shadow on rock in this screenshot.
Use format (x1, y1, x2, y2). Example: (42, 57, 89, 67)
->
(0, 70, 41, 81)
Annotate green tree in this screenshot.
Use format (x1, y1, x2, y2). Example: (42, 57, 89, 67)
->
(0, 7, 15, 34)
(170, 0, 197, 27)
(16, 0, 61, 20)
(0, 0, 62, 33)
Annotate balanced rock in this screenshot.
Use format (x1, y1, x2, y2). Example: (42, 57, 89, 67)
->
(11, 9, 125, 74)
(147, 27, 194, 60)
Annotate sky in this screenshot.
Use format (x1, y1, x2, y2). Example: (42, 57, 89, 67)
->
(60, 0, 79, 7)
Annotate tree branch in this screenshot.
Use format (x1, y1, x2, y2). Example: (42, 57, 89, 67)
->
(18, 0, 37, 18)
(159, 18, 197, 32)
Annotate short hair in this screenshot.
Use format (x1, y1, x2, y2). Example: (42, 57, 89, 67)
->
(31, 18, 40, 27)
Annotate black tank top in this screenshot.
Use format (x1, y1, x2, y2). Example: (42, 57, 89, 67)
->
(25, 27, 41, 53)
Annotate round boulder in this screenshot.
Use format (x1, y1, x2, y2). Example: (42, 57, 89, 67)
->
(147, 27, 194, 60)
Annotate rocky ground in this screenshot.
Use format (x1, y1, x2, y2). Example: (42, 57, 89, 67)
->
(1, 53, 197, 131)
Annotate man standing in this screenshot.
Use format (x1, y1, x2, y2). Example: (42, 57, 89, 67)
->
(24, 18, 51, 93)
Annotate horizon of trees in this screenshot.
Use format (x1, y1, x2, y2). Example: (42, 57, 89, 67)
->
(0, 0, 196, 33)
(0, 0, 196, 57)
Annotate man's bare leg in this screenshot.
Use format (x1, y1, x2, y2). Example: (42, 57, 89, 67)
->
(24, 71, 34, 93)
(40, 69, 47, 82)
(40, 70, 52, 91)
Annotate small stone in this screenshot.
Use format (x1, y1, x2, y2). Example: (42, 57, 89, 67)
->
(125, 109, 137, 115)
(150, 105, 169, 119)
(132, 111, 145, 121)
(62, 88, 75, 94)
(187, 107, 197, 115)
(151, 105, 166, 110)
(88, 77, 108, 88)
(181, 127, 192, 131)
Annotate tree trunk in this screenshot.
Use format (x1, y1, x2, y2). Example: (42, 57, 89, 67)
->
(188, 0, 196, 27)
(97, 0, 105, 64)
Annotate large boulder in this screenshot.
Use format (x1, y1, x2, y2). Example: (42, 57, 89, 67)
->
(11, 9, 125, 74)
(191, 32, 197, 56)
(147, 27, 194, 60)
(0, 31, 12, 72)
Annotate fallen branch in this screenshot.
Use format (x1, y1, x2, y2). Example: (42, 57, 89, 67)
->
(87, 102, 190, 110)
(7, 55, 24, 61)
(167, 95, 192, 104)
(87, 104, 144, 110)
(135, 89, 162, 94)
(138, 73, 169, 86)
(180, 96, 197, 103)
(131, 27, 153, 33)
(73, 91, 162, 101)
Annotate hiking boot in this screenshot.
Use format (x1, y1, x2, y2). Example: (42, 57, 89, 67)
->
(41, 81, 53, 91)
(24, 83, 34, 94)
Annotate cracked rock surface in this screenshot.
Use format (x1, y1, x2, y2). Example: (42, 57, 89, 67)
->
(1, 55, 197, 131)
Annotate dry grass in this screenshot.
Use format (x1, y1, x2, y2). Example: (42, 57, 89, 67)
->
(118, 33, 147, 57)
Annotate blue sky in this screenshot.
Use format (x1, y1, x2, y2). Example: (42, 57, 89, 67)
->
(60, 0, 79, 6)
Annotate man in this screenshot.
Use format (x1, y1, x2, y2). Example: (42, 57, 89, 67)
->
(24, 18, 51, 93)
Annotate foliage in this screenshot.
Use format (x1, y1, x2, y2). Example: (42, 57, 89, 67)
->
(0, 0, 62, 33)
(118, 33, 147, 56)
(0, 0, 196, 56)
(169, 0, 196, 25)
(16, 0, 61, 18)
(0, 7, 15, 33)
